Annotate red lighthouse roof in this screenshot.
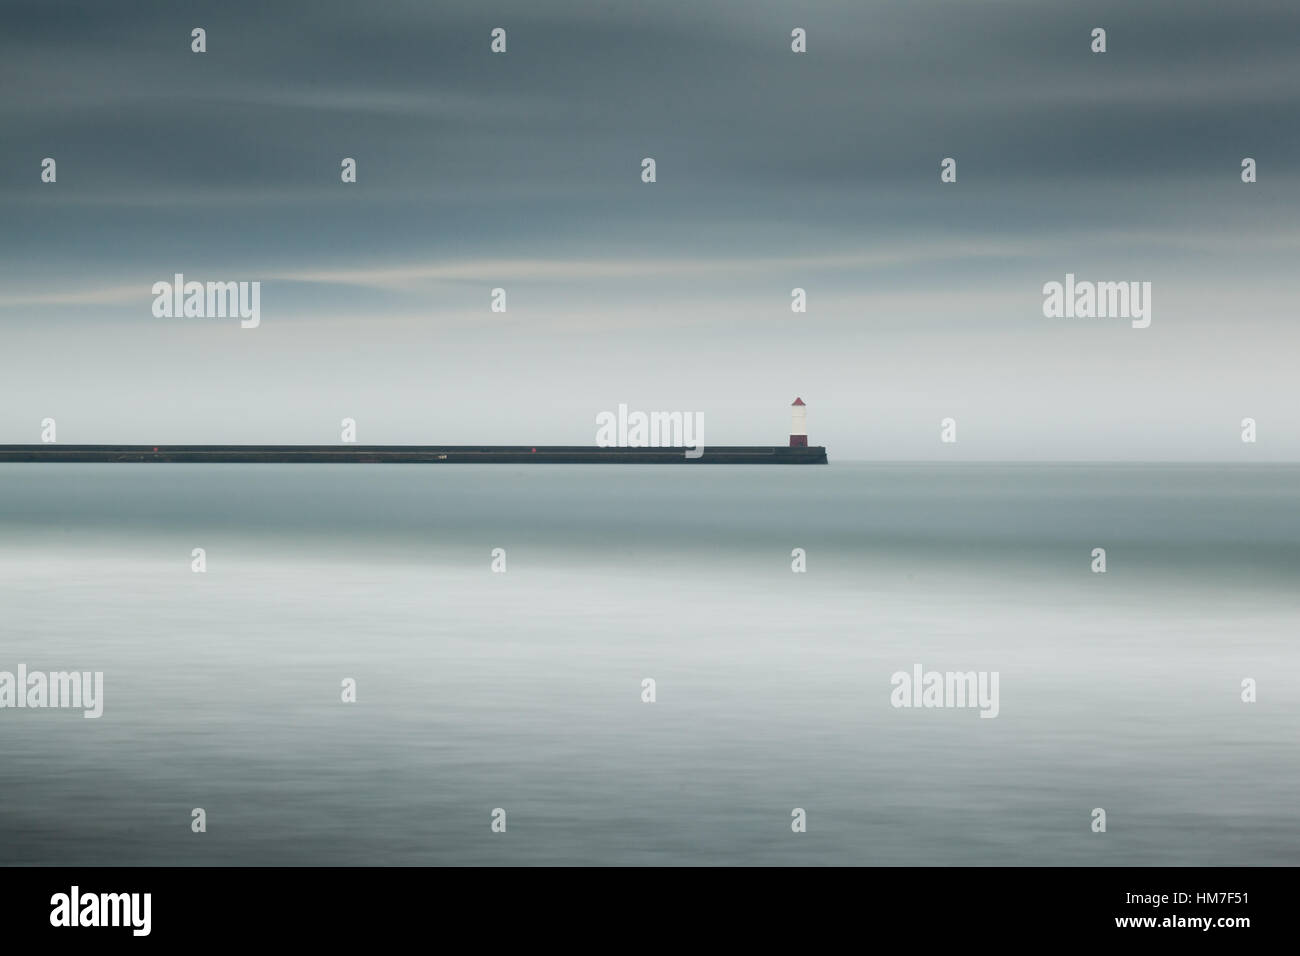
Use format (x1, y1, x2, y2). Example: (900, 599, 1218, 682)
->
(791, 397, 806, 406)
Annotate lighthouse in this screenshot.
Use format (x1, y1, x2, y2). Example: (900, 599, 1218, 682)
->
(790, 397, 808, 447)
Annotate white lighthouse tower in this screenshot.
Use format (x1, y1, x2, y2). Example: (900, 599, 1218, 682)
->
(790, 397, 808, 447)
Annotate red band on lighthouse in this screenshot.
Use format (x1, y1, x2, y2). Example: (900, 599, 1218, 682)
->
(790, 397, 808, 447)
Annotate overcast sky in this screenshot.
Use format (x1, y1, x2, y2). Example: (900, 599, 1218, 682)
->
(2, 0, 1298, 459)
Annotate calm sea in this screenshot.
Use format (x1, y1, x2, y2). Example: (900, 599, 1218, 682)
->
(1, 463, 1297, 865)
